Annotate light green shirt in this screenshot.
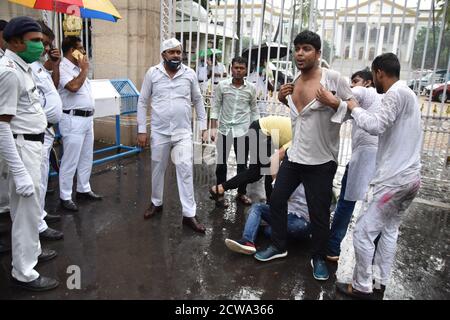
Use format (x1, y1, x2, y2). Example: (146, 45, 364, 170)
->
(211, 78, 259, 138)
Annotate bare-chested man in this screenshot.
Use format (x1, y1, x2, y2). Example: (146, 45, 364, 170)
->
(254, 30, 356, 282)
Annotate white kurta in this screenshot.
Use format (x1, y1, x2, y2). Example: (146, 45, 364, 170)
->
(137, 63, 207, 217)
(344, 87, 380, 201)
(350, 80, 422, 293)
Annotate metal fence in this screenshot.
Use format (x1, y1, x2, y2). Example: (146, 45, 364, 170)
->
(163, 0, 450, 182)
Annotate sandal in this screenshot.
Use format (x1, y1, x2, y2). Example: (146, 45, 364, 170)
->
(336, 282, 374, 300)
(236, 194, 252, 206)
(209, 186, 229, 208)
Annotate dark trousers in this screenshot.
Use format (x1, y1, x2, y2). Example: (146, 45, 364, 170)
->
(215, 132, 249, 195)
(222, 121, 274, 200)
(328, 164, 356, 256)
(269, 154, 337, 258)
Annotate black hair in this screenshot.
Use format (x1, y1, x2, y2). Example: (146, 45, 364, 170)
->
(36, 20, 55, 41)
(231, 56, 247, 68)
(0, 20, 8, 32)
(62, 36, 82, 54)
(372, 53, 400, 78)
(351, 68, 373, 85)
(293, 30, 321, 51)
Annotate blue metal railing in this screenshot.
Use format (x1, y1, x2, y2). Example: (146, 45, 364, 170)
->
(50, 79, 141, 176)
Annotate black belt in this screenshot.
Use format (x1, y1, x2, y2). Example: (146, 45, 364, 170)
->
(13, 133, 45, 143)
(63, 109, 94, 117)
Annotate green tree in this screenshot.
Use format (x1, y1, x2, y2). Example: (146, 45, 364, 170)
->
(412, 26, 450, 69)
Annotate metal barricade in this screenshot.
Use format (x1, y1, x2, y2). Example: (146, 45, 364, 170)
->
(92, 79, 141, 166)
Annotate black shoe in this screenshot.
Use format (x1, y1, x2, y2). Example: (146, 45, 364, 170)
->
(0, 240, 11, 254)
(39, 228, 64, 241)
(60, 199, 78, 212)
(76, 191, 103, 201)
(44, 213, 61, 223)
(12, 275, 59, 292)
(38, 248, 58, 262)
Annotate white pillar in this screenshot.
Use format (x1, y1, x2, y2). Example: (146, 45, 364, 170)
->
(335, 23, 343, 56)
(405, 26, 415, 62)
(377, 25, 385, 55)
(364, 24, 371, 60)
(349, 24, 356, 59)
(392, 25, 400, 54)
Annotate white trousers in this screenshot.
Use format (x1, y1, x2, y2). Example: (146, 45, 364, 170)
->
(151, 132, 196, 218)
(0, 158, 9, 213)
(38, 130, 54, 233)
(9, 136, 43, 282)
(58, 113, 93, 200)
(352, 178, 421, 293)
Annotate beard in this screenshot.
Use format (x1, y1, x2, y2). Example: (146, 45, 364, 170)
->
(375, 82, 384, 94)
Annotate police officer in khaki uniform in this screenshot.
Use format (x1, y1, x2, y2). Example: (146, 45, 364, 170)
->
(0, 17, 59, 291)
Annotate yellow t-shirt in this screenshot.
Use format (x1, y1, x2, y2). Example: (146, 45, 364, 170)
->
(258, 116, 292, 150)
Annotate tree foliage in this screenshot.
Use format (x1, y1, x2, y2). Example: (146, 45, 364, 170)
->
(412, 26, 450, 70)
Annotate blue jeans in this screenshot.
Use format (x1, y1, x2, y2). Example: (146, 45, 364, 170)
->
(328, 164, 356, 256)
(242, 203, 311, 243)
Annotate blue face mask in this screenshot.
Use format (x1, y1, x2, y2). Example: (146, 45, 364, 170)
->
(164, 58, 181, 71)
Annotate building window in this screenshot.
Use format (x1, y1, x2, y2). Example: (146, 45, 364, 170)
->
(369, 28, 377, 42)
(247, 20, 251, 28)
(345, 25, 352, 41)
(369, 47, 375, 60)
(344, 46, 350, 59)
(358, 24, 366, 41)
(358, 47, 364, 60)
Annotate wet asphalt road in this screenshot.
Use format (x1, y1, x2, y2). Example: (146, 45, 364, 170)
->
(0, 150, 448, 300)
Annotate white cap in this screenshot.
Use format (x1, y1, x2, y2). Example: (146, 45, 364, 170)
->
(161, 38, 182, 54)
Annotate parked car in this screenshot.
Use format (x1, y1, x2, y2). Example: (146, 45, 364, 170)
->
(426, 82, 450, 102)
(409, 69, 449, 94)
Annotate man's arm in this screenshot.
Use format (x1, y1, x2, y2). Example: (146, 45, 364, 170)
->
(0, 72, 34, 197)
(270, 146, 287, 180)
(63, 56, 89, 93)
(250, 86, 260, 122)
(278, 83, 294, 106)
(136, 67, 154, 147)
(44, 48, 61, 88)
(348, 91, 399, 135)
(191, 73, 208, 140)
(209, 82, 223, 141)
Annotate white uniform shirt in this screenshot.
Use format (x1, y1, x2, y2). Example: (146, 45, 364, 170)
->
(247, 71, 267, 100)
(58, 57, 94, 111)
(30, 61, 63, 125)
(137, 62, 207, 136)
(211, 62, 226, 84)
(288, 183, 310, 223)
(351, 80, 422, 186)
(0, 49, 47, 134)
(287, 68, 353, 165)
(197, 63, 208, 82)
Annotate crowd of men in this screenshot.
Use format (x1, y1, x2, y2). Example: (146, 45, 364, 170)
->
(0, 16, 422, 300)
(0, 17, 101, 291)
